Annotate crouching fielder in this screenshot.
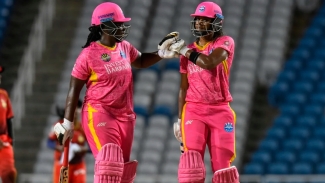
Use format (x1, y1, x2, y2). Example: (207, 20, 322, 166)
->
(167, 1, 240, 183)
(53, 2, 178, 183)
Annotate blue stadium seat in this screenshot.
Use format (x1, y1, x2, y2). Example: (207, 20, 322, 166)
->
(282, 139, 303, 151)
(306, 139, 325, 152)
(267, 162, 288, 174)
(298, 37, 316, 49)
(306, 59, 325, 71)
(313, 127, 325, 139)
(251, 151, 272, 164)
(134, 105, 149, 117)
(319, 117, 325, 126)
(316, 82, 325, 92)
(280, 104, 300, 116)
(268, 82, 290, 106)
(310, 93, 325, 104)
(243, 163, 264, 174)
(285, 93, 306, 105)
(303, 104, 323, 116)
(266, 127, 286, 140)
(296, 115, 317, 128)
(289, 127, 310, 140)
(165, 58, 180, 71)
(273, 115, 292, 128)
(304, 25, 322, 39)
(259, 138, 279, 152)
(316, 163, 325, 174)
(299, 151, 320, 164)
(314, 49, 325, 59)
(152, 105, 173, 118)
(292, 82, 313, 93)
(283, 59, 303, 71)
(291, 47, 310, 60)
(299, 70, 320, 82)
(292, 162, 313, 174)
(275, 151, 296, 164)
(277, 70, 296, 82)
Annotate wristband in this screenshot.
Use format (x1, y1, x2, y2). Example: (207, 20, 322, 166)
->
(189, 51, 201, 64)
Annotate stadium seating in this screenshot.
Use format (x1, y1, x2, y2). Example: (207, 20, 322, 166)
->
(244, 2, 325, 175)
(0, 0, 13, 45)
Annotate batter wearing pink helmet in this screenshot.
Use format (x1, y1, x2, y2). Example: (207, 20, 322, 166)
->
(53, 2, 179, 183)
(164, 1, 239, 183)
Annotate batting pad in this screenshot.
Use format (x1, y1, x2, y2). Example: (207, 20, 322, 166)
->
(178, 150, 206, 183)
(94, 143, 124, 183)
(212, 166, 239, 183)
(121, 160, 138, 183)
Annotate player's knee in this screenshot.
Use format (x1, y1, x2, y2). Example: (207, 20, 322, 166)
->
(212, 166, 239, 183)
(94, 143, 124, 183)
(178, 150, 205, 183)
(121, 160, 138, 183)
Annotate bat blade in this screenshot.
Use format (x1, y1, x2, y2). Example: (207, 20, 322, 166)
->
(59, 141, 70, 183)
(59, 166, 69, 183)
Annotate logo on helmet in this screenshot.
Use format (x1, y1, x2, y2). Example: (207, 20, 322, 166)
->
(101, 53, 111, 62)
(199, 6, 205, 12)
(99, 13, 115, 23)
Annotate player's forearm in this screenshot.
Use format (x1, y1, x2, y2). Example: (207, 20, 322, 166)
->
(64, 77, 85, 122)
(136, 52, 162, 68)
(178, 89, 187, 119)
(184, 50, 223, 70)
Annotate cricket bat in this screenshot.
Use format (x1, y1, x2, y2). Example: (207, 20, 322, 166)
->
(59, 141, 70, 183)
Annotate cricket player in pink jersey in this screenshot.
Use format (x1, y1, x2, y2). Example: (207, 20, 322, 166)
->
(53, 2, 179, 183)
(165, 1, 239, 183)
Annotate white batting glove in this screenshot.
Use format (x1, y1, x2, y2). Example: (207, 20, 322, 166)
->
(173, 119, 182, 142)
(158, 31, 179, 50)
(169, 39, 190, 56)
(158, 49, 179, 58)
(54, 118, 74, 145)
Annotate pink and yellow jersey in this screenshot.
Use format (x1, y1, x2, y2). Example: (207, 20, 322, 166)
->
(180, 36, 235, 104)
(72, 41, 140, 121)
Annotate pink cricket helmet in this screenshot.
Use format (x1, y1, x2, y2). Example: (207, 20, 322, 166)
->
(191, 1, 223, 19)
(91, 2, 131, 26)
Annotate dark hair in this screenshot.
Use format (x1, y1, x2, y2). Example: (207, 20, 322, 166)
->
(82, 25, 102, 48)
(213, 29, 224, 39)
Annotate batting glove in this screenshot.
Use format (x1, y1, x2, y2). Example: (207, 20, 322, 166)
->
(158, 31, 179, 50)
(54, 118, 74, 145)
(173, 118, 182, 142)
(169, 39, 190, 56)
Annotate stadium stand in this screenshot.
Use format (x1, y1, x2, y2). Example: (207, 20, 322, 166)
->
(244, 1, 325, 180)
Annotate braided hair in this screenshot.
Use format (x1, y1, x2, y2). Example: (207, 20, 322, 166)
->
(82, 25, 102, 48)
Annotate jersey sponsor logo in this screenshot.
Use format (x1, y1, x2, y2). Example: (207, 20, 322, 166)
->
(224, 122, 234, 132)
(104, 60, 131, 74)
(188, 64, 204, 74)
(101, 53, 111, 62)
(223, 41, 229, 46)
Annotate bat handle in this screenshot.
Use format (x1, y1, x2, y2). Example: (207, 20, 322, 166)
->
(63, 141, 70, 166)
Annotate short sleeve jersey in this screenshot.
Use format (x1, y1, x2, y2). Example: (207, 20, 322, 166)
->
(71, 41, 140, 121)
(0, 89, 14, 137)
(180, 36, 235, 104)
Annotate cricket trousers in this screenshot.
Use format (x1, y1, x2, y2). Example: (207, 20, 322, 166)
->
(181, 102, 236, 172)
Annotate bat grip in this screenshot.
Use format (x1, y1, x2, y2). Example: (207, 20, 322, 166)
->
(63, 140, 70, 166)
